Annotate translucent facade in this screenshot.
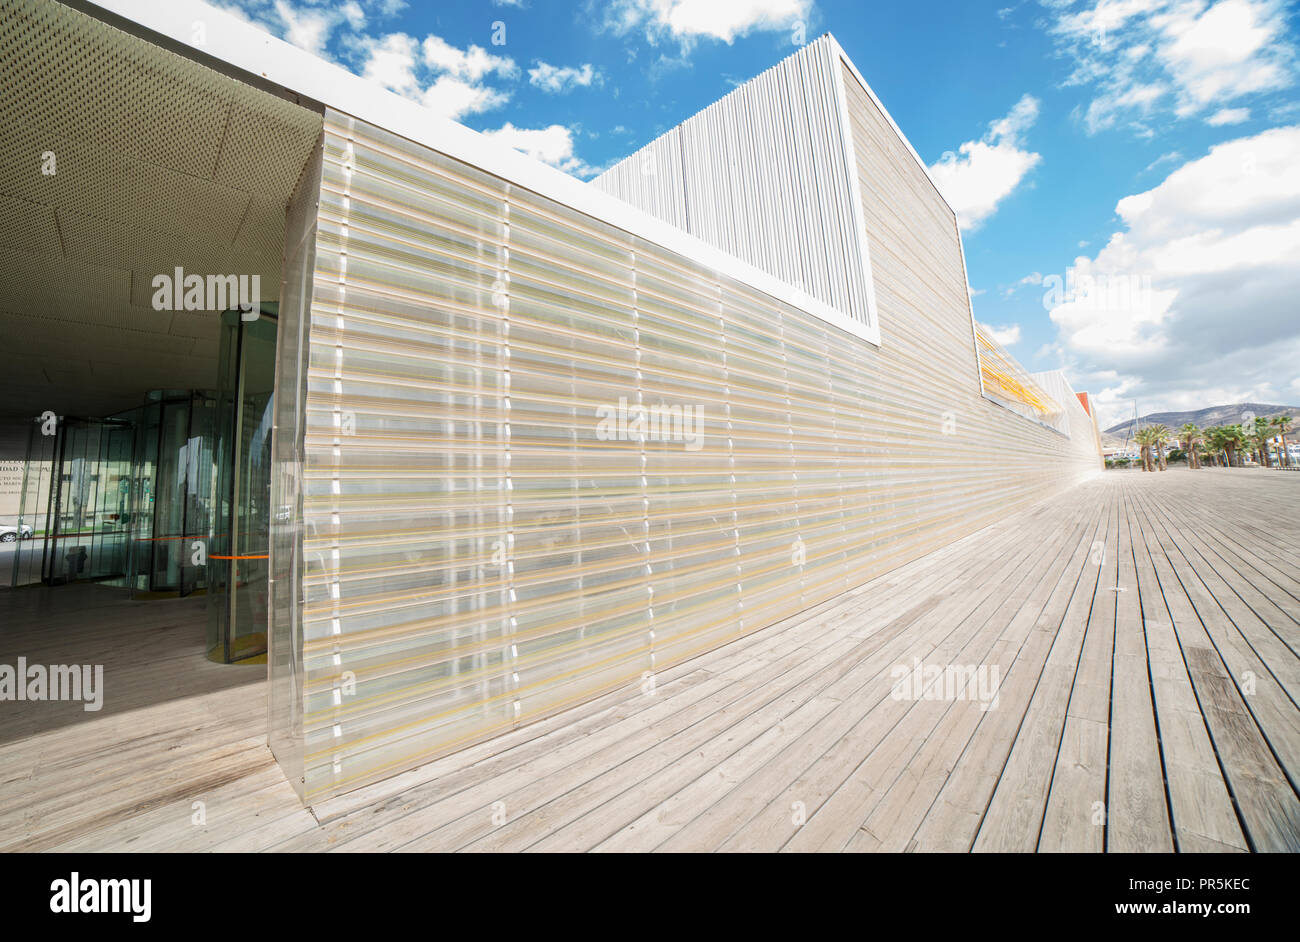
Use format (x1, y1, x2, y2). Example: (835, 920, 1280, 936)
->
(268, 110, 1101, 804)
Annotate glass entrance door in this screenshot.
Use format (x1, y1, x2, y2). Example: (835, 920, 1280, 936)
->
(124, 391, 216, 597)
(208, 307, 278, 663)
(41, 417, 134, 586)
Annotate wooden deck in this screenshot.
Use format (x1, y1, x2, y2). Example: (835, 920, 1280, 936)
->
(2, 469, 1297, 852)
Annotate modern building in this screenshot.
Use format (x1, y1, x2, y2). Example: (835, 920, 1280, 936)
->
(0, 0, 1102, 807)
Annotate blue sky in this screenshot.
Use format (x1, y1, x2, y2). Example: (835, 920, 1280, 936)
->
(217, 0, 1300, 429)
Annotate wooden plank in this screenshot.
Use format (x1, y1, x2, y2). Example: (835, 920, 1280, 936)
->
(789, 492, 1093, 852)
(1127, 486, 1300, 852)
(1035, 483, 1119, 852)
(963, 494, 1109, 851)
(715, 486, 1097, 852)
(5, 471, 1298, 854)
(1125, 487, 1246, 852)
(1104, 490, 1174, 852)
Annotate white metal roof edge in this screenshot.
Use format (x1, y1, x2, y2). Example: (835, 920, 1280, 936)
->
(825, 34, 961, 224)
(85, 0, 881, 347)
(826, 41, 881, 345)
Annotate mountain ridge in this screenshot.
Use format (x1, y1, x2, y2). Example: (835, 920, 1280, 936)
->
(1104, 402, 1300, 438)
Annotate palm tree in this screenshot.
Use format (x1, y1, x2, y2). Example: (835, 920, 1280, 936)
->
(1150, 424, 1171, 470)
(1222, 424, 1245, 466)
(1272, 415, 1293, 468)
(1134, 426, 1160, 472)
(1179, 423, 1202, 468)
(1206, 425, 1236, 467)
(1251, 416, 1274, 468)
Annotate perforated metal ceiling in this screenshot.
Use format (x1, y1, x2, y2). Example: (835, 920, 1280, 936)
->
(0, 0, 322, 417)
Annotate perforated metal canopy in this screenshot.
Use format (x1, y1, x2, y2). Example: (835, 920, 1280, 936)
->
(0, 0, 322, 418)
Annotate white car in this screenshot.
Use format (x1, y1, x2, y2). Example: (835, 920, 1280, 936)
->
(0, 524, 33, 543)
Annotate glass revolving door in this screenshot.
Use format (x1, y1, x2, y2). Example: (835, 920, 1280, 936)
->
(127, 390, 216, 597)
(41, 417, 135, 586)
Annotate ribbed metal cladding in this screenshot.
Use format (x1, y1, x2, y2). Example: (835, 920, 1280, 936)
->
(271, 95, 1101, 803)
(593, 36, 874, 332)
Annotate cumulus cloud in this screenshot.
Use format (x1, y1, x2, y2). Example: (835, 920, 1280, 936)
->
(1047, 0, 1296, 135)
(598, 0, 812, 45)
(422, 75, 511, 121)
(212, 0, 380, 57)
(218, 3, 521, 123)
(481, 123, 600, 178)
(928, 94, 1042, 231)
(348, 31, 516, 121)
(1046, 125, 1300, 427)
(422, 35, 517, 83)
(529, 61, 602, 93)
(355, 31, 421, 96)
(981, 322, 1023, 346)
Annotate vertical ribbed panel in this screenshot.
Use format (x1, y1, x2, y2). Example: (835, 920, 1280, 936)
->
(593, 36, 874, 332)
(273, 95, 1101, 803)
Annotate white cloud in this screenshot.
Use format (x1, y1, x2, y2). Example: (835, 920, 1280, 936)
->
(341, 2, 365, 30)
(422, 35, 517, 82)
(600, 0, 812, 45)
(1206, 106, 1251, 125)
(219, 3, 520, 123)
(1047, 0, 1296, 134)
(215, 0, 365, 57)
(273, 0, 335, 55)
(529, 61, 602, 93)
(355, 31, 421, 96)
(928, 94, 1042, 231)
(981, 322, 1023, 346)
(1158, 0, 1288, 114)
(1047, 126, 1300, 426)
(481, 123, 599, 177)
(349, 31, 516, 121)
(423, 75, 511, 121)
(1144, 150, 1183, 172)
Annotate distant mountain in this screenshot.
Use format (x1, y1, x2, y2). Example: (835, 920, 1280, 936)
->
(1104, 403, 1300, 438)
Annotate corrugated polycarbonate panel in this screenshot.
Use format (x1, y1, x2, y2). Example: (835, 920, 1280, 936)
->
(274, 95, 1100, 803)
(268, 134, 323, 790)
(593, 36, 874, 334)
(975, 322, 1066, 432)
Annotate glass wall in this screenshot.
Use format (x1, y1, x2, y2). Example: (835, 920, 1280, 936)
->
(122, 391, 216, 596)
(5, 417, 55, 587)
(41, 418, 135, 586)
(208, 307, 279, 663)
